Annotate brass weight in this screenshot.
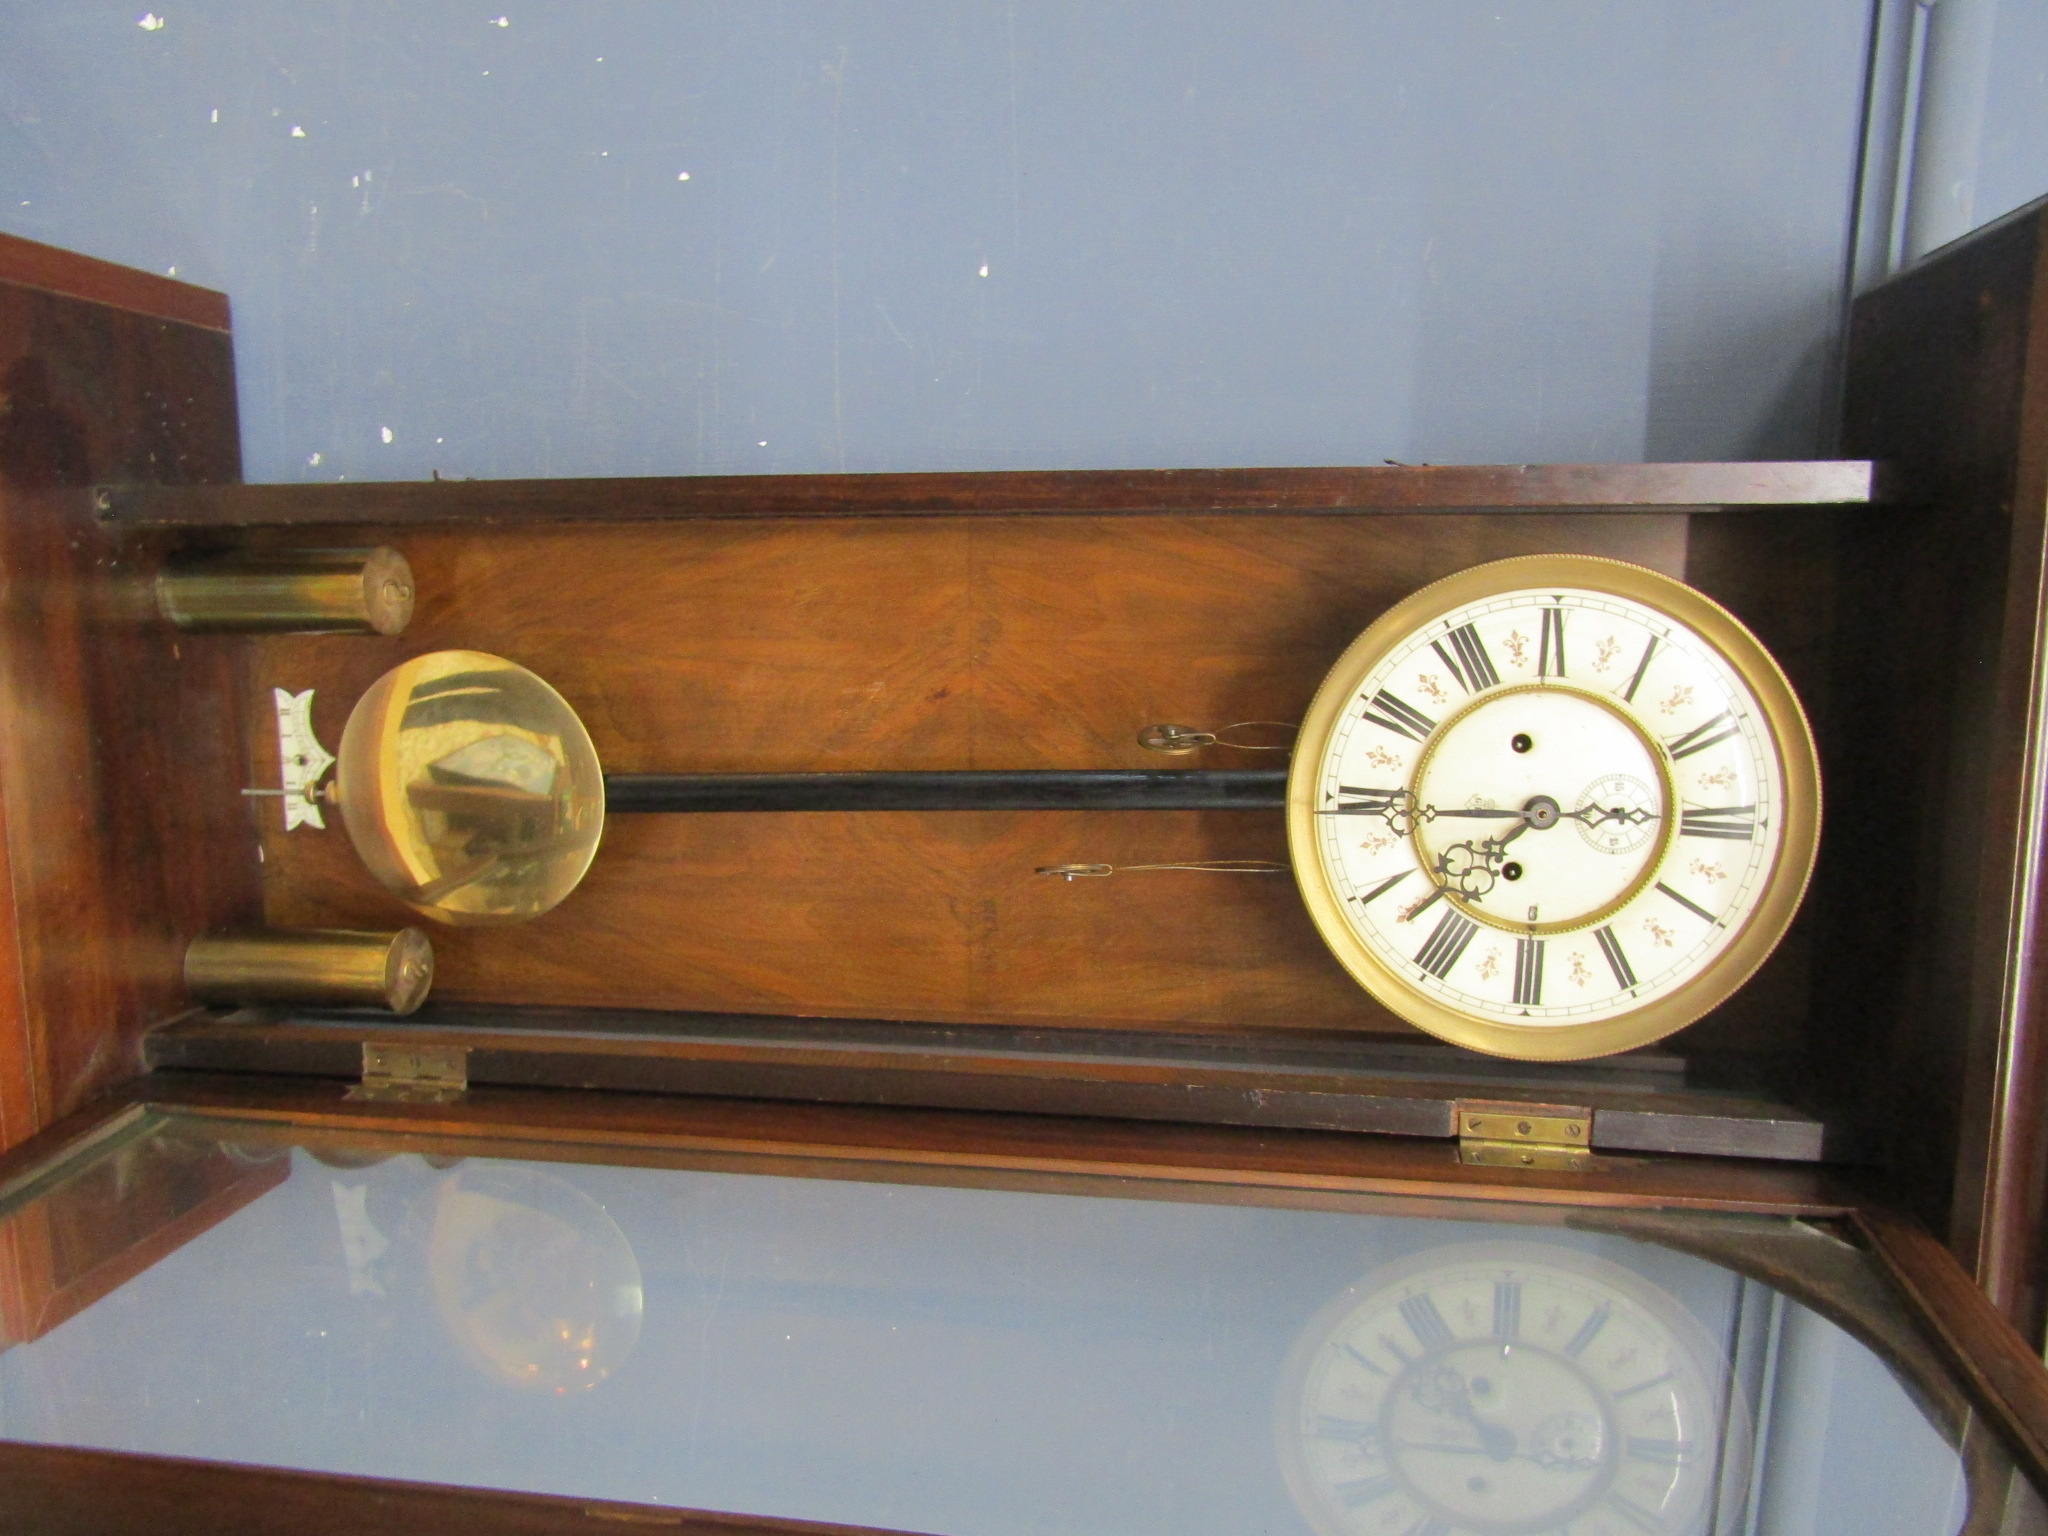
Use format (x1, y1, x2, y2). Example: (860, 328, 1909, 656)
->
(156, 546, 415, 634)
(184, 928, 435, 1014)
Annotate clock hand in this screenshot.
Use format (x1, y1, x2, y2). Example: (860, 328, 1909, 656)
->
(1413, 1366, 1518, 1462)
(1564, 803, 1659, 828)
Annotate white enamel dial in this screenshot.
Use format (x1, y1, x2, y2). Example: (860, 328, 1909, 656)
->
(1278, 1244, 1739, 1536)
(1286, 556, 1820, 1060)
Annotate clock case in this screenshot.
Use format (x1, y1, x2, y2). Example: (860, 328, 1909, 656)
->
(1, 196, 2048, 1526)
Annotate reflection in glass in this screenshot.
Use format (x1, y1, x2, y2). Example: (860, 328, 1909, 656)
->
(428, 1165, 643, 1392)
(1279, 1245, 1742, 1536)
(0, 1114, 2030, 1536)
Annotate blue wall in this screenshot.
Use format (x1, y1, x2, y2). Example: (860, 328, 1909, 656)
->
(0, 3, 1883, 481)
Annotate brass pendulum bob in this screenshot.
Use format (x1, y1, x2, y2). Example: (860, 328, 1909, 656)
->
(334, 650, 607, 926)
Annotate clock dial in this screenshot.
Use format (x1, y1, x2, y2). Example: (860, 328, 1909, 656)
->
(1286, 556, 1820, 1060)
(1278, 1244, 1741, 1536)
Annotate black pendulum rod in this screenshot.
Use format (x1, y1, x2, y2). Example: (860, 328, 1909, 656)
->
(603, 769, 1288, 814)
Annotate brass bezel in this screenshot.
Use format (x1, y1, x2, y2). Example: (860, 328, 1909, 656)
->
(1285, 554, 1822, 1062)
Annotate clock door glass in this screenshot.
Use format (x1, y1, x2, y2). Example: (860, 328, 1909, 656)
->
(1301, 574, 1809, 1041)
(0, 1109, 2014, 1536)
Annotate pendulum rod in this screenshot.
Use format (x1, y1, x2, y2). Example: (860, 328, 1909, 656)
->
(603, 769, 1288, 813)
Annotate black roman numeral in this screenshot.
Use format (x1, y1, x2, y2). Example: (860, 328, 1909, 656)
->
(1605, 1490, 1666, 1531)
(1626, 1437, 1690, 1465)
(1667, 709, 1739, 760)
(1399, 1293, 1456, 1352)
(1340, 1341, 1389, 1378)
(1356, 870, 1412, 907)
(1431, 622, 1499, 694)
(1680, 803, 1757, 840)
(1313, 1415, 1382, 1448)
(1360, 690, 1436, 742)
(1414, 909, 1478, 979)
(1621, 634, 1658, 703)
(1594, 925, 1637, 990)
(1493, 1280, 1522, 1339)
(1656, 881, 1718, 924)
(1333, 1474, 1400, 1509)
(1563, 1303, 1609, 1358)
(1615, 1369, 1677, 1400)
(1512, 937, 1544, 1007)
(1538, 605, 1567, 678)
(1329, 784, 1406, 815)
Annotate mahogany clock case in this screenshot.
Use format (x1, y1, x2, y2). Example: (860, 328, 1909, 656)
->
(1, 200, 2046, 1332)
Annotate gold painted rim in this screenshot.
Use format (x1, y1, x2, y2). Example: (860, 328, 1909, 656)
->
(1285, 553, 1822, 1062)
(1408, 680, 1678, 936)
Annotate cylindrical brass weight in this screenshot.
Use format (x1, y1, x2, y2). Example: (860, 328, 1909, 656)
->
(156, 547, 415, 634)
(184, 928, 434, 1015)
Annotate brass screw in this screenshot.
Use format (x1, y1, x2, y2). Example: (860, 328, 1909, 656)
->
(1518, 1153, 1534, 1165)
(1567, 1123, 1583, 1137)
(1468, 1118, 1484, 1132)
(1516, 1120, 1533, 1136)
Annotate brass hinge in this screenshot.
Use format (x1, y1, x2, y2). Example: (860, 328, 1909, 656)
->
(347, 1042, 469, 1104)
(1456, 1099, 1593, 1170)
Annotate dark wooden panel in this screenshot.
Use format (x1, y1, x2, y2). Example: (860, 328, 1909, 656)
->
(248, 514, 1715, 1035)
(102, 460, 1874, 528)
(0, 265, 256, 1154)
(1838, 195, 2048, 1333)
(144, 1005, 1834, 1159)
(0, 230, 231, 333)
(130, 1071, 1853, 1215)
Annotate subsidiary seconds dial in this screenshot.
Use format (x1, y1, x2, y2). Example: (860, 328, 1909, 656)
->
(1285, 556, 1820, 1061)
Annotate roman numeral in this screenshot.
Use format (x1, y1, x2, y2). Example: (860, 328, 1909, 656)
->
(1356, 870, 1412, 907)
(1360, 689, 1437, 742)
(1313, 1415, 1383, 1448)
(1656, 881, 1718, 924)
(1563, 1303, 1609, 1358)
(1431, 622, 1499, 693)
(1625, 1436, 1690, 1465)
(1329, 784, 1405, 814)
(1538, 605, 1567, 678)
(1512, 937, 1544, 1007)
(1614, 1369, 1677, 1401)
(1493, 1280, 1522, 1338)
(1414, 909, 1478, 979)
(1398, 1293, 1456, 1352)
(1621, 634, 1658, 703)
(1605, 1490, 1666, 1531)
(1340, 1342, 1389, 1378)
(1680, 803, 1757, 840)
(1667, 709, 1739, 760)
(1594, 925, 1637, 990)
(1334, 1475, 1400, 1510)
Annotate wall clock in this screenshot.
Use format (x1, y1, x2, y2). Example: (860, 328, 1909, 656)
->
(1276, 1241, 1743, 1536)
(1286, 555, 1820, 1061)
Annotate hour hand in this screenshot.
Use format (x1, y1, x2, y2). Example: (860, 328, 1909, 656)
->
(1320, 786, 1419, 834)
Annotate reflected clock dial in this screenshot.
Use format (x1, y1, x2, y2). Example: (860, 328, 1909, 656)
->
(1279, 1244, 1739, 1536)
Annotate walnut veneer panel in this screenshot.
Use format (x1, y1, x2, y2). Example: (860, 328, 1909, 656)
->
(251, 513, 1685, 1030)
(0, 240, 253, 1151)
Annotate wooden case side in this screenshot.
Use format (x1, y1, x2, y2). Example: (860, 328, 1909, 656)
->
(0, 244, 257, 1155)
(1838, 192, 2048, 1334)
